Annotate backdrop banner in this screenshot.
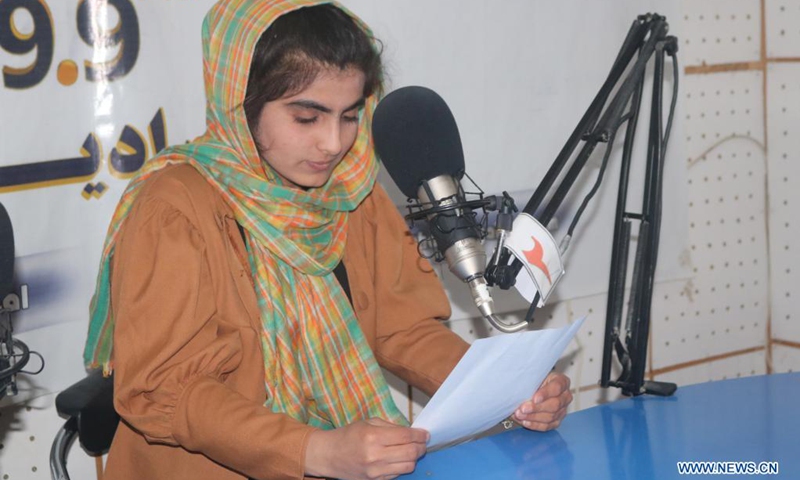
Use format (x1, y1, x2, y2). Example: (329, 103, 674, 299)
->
(1, 0, 686, 405)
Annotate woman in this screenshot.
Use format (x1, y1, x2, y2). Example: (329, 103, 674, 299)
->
(84, 1, 572, 479)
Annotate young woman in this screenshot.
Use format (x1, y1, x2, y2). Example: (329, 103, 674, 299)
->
(84, 1, 572, 479)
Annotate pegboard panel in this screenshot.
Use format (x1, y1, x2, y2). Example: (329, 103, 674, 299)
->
(679, 0, 761, 65)
(682, 71, 765, 150)
(765, 0, 800, 57)
(653, 349, 767, 387)
(685, 131, 769, 354)
(771, 345, 800, 373)
(676, 71, 769, 361)
(572, 386, 624, 413)
(551, 295, 612, 393)
(0, 393, 98, 480)
(650, 280, 704, 369)
(766, 63, 800, 343)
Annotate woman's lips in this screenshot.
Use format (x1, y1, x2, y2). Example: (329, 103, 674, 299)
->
(306, 160, 335, 172)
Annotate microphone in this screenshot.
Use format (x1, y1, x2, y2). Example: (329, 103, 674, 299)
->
(373, 86, 525, 330)
(0, 202, 13, 298)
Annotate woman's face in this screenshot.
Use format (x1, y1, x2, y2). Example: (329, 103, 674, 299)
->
(252, 67, 367, 189)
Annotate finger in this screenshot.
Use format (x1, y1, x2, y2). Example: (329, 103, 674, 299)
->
(533, 374, 570, 404)
(372, 425, 430, 446)
(367, 417, 397, 427)
(521, 408, 567, 431)
(375, 460, 416, 480)
(522, 418, 562, 431)
(543, 371, 571, 389)
(533, 392, 572, 414)
(367, 453, 422, 479)
(525, 406, 568, 425)
(518, 394, 570, 423)
(380, 443, 428, 464)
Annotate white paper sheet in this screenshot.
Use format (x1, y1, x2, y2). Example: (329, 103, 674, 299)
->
(412, 317, 586, 449)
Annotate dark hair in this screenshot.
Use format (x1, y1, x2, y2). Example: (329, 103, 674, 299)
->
(243, 4, 383, 129)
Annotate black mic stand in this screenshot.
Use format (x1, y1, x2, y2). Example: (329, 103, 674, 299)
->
(1, 202, 40, 399)
(486, 13, 679, 397)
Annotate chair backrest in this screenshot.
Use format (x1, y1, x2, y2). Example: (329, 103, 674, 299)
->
(55, 370, 119, 455)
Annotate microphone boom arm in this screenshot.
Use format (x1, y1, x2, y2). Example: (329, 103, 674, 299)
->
(485, 13, 679, 396)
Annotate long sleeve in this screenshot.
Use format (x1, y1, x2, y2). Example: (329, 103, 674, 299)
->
(108, 169, 315, 480)
(345, 184, 470, 397)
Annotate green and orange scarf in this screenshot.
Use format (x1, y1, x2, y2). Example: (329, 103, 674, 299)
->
(84, 0, 406, 429)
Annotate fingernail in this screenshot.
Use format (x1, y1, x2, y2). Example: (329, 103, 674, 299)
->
(534, 395, 543, 405)
(523, 420, 531, 428)
(521, 404, 533, 414)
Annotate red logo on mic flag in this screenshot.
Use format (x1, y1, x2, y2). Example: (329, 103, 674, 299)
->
(522, 236, 552, 284)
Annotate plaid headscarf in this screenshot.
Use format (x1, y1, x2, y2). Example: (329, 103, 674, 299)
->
(84, 0, 406, 429)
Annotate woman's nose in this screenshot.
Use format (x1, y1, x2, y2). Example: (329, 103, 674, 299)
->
(317, 121, 343, 156)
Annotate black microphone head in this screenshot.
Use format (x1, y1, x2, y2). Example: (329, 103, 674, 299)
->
(0, 202, 14, 296)
(372, 86, 465, 198)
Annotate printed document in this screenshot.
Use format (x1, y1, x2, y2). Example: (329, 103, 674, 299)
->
(412, 317, 585, 449)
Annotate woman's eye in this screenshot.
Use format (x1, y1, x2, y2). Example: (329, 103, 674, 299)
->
(295, 116, 318, 125)
(342, 115, 359, 123)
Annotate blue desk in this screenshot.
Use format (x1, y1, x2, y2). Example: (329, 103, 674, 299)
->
(405, 373, 800, 479)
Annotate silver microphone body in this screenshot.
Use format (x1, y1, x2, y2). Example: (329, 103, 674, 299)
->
(417, 175, 495, 317)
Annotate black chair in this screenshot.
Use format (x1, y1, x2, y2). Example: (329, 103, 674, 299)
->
(50, 371, 119, 480)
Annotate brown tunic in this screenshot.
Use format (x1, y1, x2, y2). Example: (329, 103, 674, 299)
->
(103, 165, 469, 479)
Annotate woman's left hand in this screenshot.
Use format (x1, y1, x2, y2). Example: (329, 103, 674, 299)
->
(513, 372, 573, 431)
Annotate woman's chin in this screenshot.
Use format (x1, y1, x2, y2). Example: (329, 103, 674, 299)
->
(287, 173, 332, 190)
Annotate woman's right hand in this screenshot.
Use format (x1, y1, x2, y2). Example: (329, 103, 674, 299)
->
(304, 418, 429, 480)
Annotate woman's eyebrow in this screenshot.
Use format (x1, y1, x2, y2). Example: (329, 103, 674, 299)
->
(286, 98, 366, 114)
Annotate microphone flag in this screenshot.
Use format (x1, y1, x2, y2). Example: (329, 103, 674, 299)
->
(504, 213, 565, 307)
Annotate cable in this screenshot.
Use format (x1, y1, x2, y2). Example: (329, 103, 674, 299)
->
(0, 338, 31, 381)
(566, 129, 620, 239)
